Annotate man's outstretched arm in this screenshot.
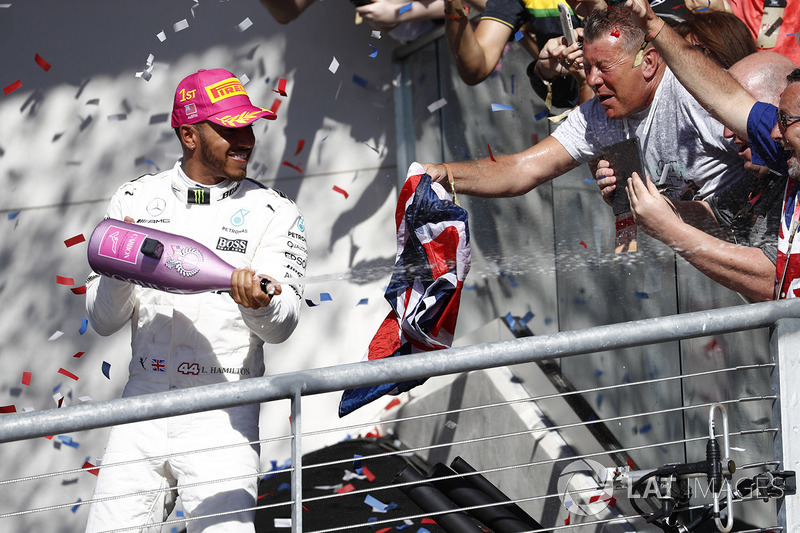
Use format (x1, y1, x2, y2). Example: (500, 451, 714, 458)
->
(423, 135, 581, 197)
(625, 0, 756, 140)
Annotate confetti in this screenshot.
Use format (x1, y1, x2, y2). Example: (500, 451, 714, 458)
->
(58, 435, 79, 448)
(173, 19, 189, 32)
(157, 30, 167, 42)
(385, 398, 401, 410)
(491, 103, 513, 112)
(8, 211, 20, 220)
(487, 144, 496, 162)
(368, 44, 378, 58)
(274, 518, 291, 528)
(427, 98, 447, 113)
(48, 330, 64, 341)
(353, 454, 363, 474)
(35, 53, 51, 72)
(53, 393, 64, 408)
(357, 298, 368, 306)
(638, 423, 652, 434)
(329, 57, 340, 74)
(236, 17, 253, 32)
(71, 285, 87, 295)
(270, 98, 282, 114)
(364, 494, 389, 512)
(282, 161, 302, 173)
(398, 2, 412, 14)
(362, 465, 377, 482)
(320, 292, 332, 301)
(514, 30, 523, 41)
(336, 483, 356, 493)
(371, 30, 382, 39)
(64, 234, 85, 247)
(57, 275, 75, 286)
(102, 361, 111, 379)
(239, 74, 250, 85)
(635, 292, 649, 299)
(352, 75, 368, 88)
(71, 499, 82, 513)
(4, 80, 22, 95)
(273, 78, 288, 96)
(107, 114, 127, 122)
(697, 0, 710, 11)
(22, 372, 31, 386)
(579, 240, 587, 248)
(58, 368, 79, 381)
(0, 405, 16, 413)
(534, 110, 548, 121)
(294, 139, 305, 155)
(332, 185, 349, 198)
(305, 299, 318, 307)
(73, 352, 85, 358)
(82, 461, 99, 476)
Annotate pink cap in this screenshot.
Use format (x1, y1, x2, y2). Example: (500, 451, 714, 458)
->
(171, 68, 276, 128)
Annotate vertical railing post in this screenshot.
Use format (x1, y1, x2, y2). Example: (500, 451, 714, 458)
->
(291, 388, 303, 532)
(769, 318, 800, 530)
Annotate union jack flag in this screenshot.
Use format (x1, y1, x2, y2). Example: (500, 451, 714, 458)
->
(151, 359, 166, 372)
(339, 163, 471, 416)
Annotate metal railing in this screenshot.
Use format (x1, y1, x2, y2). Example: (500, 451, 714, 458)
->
(2, 298, 799, 532)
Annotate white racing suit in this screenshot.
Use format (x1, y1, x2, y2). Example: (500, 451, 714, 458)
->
(85, 161, 306, 532)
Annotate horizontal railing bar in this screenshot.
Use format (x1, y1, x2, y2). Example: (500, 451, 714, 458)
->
(1, 299, 796, 443)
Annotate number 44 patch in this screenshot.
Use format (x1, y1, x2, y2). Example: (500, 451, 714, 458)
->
(178, 362, 200, 375)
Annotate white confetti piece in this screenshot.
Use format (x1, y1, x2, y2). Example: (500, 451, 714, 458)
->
(78, 396, 94, 403)
(342, 469, 367, 481)
(444, 419, 457, 429)
(174, 19, 189, 32)
(136, 70, 152, 81)
(274, 518, 291, 528)
(328, 57, 339, 74)
(236, 17, 253, 32)
(107, 114, 127, 122)
(371, 30, 382, 39)
(239, 73, 250, 85)
(156, 30, 166, 42)
(427, 98, 447, 113)
(48, 330, 64, 342)
(21, 406, 35, 412)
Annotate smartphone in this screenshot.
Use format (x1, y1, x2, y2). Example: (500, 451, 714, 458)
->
(558, 3, 576, 47)
(757, 0, 786, 49)
(603, 138, 646, 216)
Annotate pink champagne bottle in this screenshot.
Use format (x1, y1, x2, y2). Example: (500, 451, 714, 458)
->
(87, 218, 271, 295)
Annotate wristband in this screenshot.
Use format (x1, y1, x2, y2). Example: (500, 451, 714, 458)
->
(445, 5, 470, 19)
(645, 18, 666, 42)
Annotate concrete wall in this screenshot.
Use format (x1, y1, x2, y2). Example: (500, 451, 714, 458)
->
(0, 1, 404, 530)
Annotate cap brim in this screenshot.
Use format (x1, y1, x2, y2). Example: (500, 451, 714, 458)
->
(207, 104, 277, 128)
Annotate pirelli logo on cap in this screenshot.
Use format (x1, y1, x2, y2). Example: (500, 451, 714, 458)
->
(205, 78, 247, 104)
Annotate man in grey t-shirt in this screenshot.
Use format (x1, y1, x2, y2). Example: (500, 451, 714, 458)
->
(423, 5, 747, 201)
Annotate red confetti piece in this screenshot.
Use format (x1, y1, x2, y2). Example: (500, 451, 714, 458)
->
(362, 465, 376, 482)
(627, 457, 636, 469)
(82, 461, 100, 476)
(294, 139, 305, 156)
(282, 161, 303, 173)
(4, 80, 22, 95)
(58, 368, 79, 381)
(73, 352, 85, 358)
(487, 144, 496, 162)
(332, 185, 349, 198)
(35, 53, 52, 72)
(608, 496, 617, 507)
(0, 405, 16, 413)
(704, 339, 719, 351)
(270, 98, 282, 114)
(385, 398, 401, 410)
(565, 514, 571, 525)
(71, 285, 87, 295)
(336, 483, 356, 493)
(57, 275, 75, 286)
(22, 372, 32, 386)
(45, 435, 54, 440)
(64, 234, 86, 247)
(273, 78, 288, 96)
(421, 518, 437, 524)
(579, 240, 587, 248)
(672, 3, 685, 8)
(376, 528, 392, 533)
(610, 28, 620, 37)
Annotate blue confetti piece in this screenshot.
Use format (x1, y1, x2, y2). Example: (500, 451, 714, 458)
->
(176, 510, 184, 518)
(79, 317, 88, 335)
(277, 482, 291, 491)
(639, 423, 652, 434)
(171, 528, 178, 533)
(354, 454, 363, 474)
(367, 517, 378, 524)
(396, 520, 409, 529)
(352, 75, 368, 88)
(364, 494, 387, 511)
(544, 316, 554, 325)
(514, 29, 523, 41)
(71, 499, 82, 513)
(520, 311, 534, 326)
(145, 158, 161, 171)
(265, 77, 271, 84)
(102, 361, 111, 379)
(320, 292, 332, 302)
(8, 211, 20, 220)
(58, 435, 80, 448)
(635, 292, 649, 299)
(53, 382, 62, 393)
(585, 178, 595, 183)
(491, 103, 514, 112)
(305, 299, 318, 307)
(534, 110, 548, 121)
(357, 298, 369, 306)
(418, 529, 431, 533)
(504, 312, 516, 329)
(368, 44, 378, 58)
(697, 0, 710, 11)
(385, 502, 398, 511)
(398, 2, 412, 14)
(596, 393, 604, 408)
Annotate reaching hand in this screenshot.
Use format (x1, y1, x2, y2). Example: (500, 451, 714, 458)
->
(624, 0, 659, 29)
(422, 163, 449, 184)
(594, 159, 617, 206)
(356, 0, 403, 31)
(627, 172, 681, 240)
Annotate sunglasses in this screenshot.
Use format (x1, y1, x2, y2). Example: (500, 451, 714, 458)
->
(777, 108, 800, 131)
